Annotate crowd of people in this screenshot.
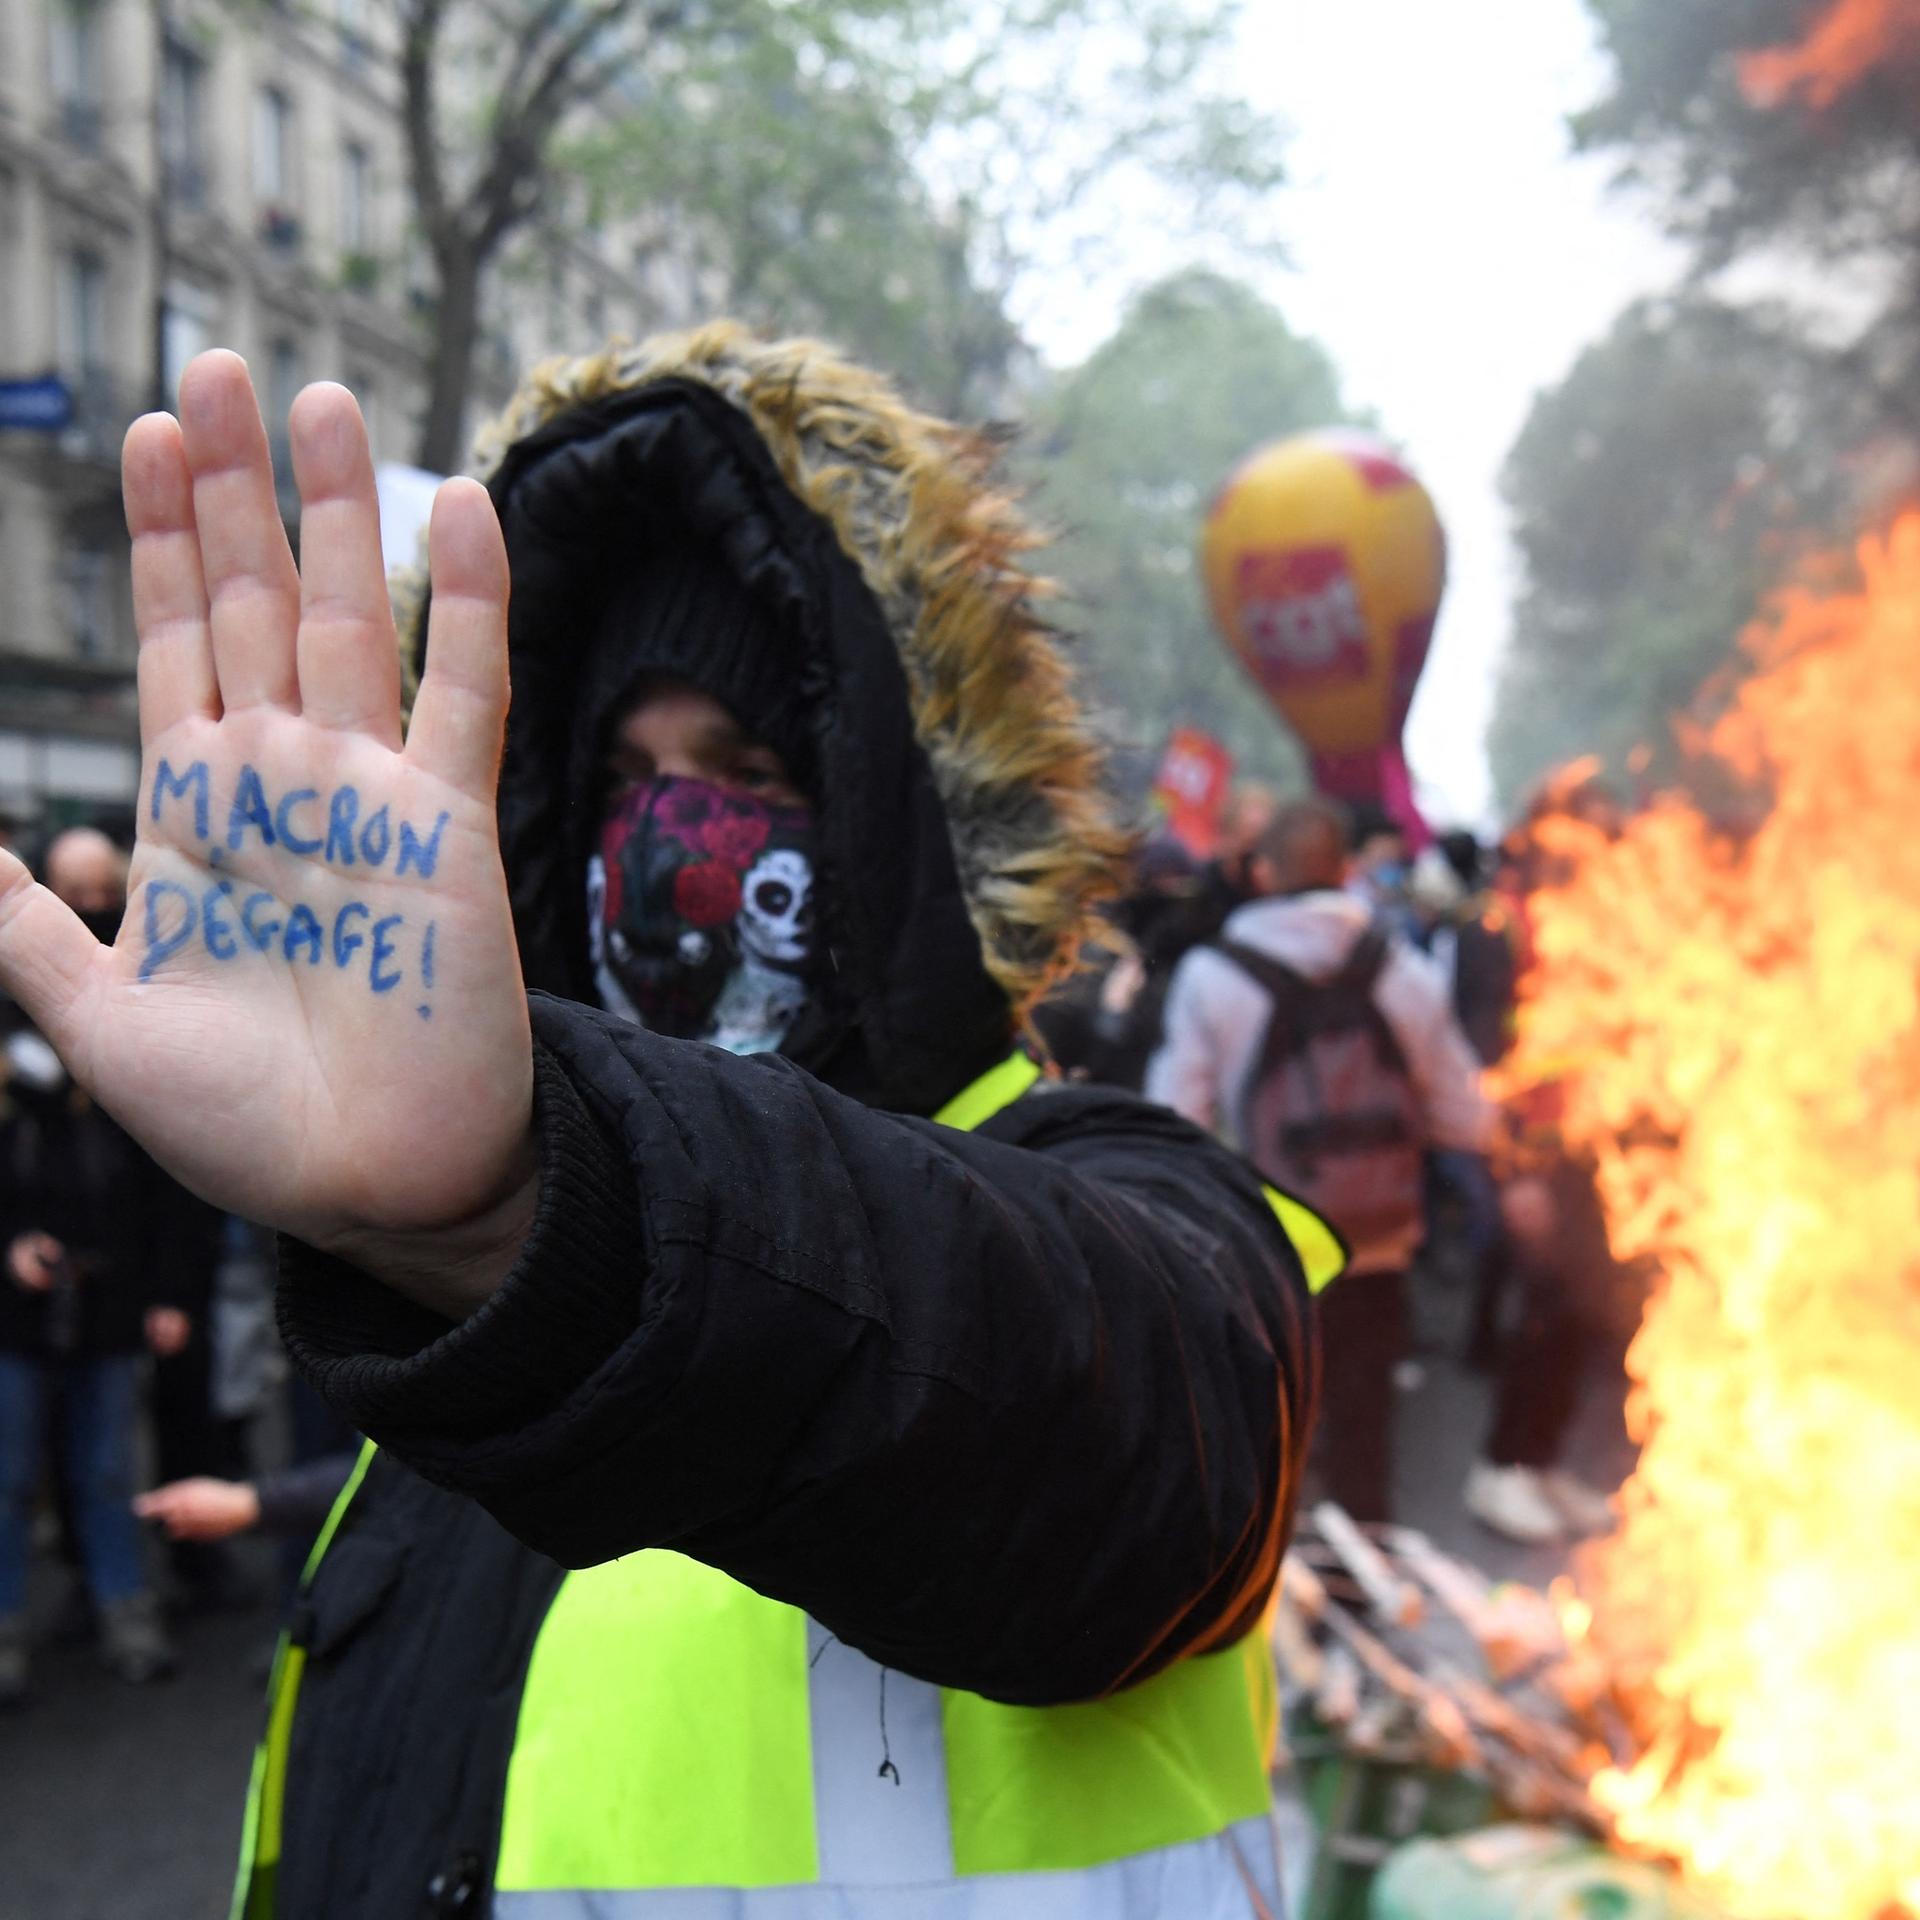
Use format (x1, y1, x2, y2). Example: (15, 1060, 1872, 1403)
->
(1037, 777, 1630, 1542)
(0, 819, 355, 1706)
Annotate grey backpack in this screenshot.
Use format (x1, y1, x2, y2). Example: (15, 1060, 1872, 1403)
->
(1214, 928, 1426, 1251)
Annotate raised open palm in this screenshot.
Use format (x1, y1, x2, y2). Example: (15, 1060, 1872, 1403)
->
(0, 353, 533, 1302)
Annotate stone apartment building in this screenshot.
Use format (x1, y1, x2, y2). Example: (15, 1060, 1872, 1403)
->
(0, 0, 699, 832)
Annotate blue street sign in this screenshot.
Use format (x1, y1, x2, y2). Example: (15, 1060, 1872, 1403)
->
(0, 375, 75, 431)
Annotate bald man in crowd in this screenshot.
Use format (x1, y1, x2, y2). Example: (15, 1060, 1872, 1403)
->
(1148, 797, 1491, 1519)
(0, 827, 215, 1703)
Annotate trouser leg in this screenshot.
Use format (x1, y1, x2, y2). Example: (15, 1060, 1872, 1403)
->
(1309, 1270, 1408, 1523)
(0, 1353, 47, 1619)
(62, 1354, 149, 1608)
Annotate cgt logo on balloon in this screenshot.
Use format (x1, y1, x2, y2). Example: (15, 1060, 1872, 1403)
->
(139, 756, 446, 1020)
(1235, 547, 1372, 688)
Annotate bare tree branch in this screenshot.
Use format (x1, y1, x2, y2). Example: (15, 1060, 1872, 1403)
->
(399, 0, 455, 236)
(467, 0, 690, 251)
(495, 0, 583, 123)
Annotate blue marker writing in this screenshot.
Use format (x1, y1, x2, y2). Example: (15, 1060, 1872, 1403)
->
(227, 765, 276, 851)
(325, 786, 360, 866)
(332, 902, 370, 968)
(151, 759, 210, 841)
(140, 881, 197, 981)
(283, 903, 323, 966)
(274, 789, 323, 856)
(395, 810, 451, 879)
(358, 805, 392, 868)
(203, 881, 239, 961)
(369, 915, 404, 993)
(240, 892, 281, 953)
(417, 921, 437, 1018)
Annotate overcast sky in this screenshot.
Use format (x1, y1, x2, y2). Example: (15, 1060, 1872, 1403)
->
(1025, 1, 1681, 824)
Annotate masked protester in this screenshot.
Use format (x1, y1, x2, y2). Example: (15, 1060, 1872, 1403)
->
(0, 332, 1332, 1916)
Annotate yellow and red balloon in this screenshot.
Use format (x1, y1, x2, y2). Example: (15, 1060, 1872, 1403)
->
(1201, 429, 1445, 837)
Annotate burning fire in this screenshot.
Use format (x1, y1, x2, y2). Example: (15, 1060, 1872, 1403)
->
(1738, 0, 1920, 111)
(1506, 520, 1920, 1919)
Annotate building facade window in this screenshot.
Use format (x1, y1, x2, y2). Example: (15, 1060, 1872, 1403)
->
(58, 249, 120, 460)
(336, 0, 370, 71)
(60, 250, 110, 380)
(61, 537, 116, 661)
(161, 277, 218, 400)
(160, 37, 209, 207)
(340, 139, 372, 256)
(255, 86, 301, 249)
(51, 2, 105, 150)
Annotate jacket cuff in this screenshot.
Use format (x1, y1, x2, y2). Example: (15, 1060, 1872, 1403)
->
(276, 1037, 644, 1442)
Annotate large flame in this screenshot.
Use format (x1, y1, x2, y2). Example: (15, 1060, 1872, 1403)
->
(1738, 0, 1920, 111)
(1506, 519, 1920, 1919)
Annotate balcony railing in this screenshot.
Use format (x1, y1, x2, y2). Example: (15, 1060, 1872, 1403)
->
(164, 157, 210, 211)
(259, 205, 303, 255)
(58, 98, 105, 153)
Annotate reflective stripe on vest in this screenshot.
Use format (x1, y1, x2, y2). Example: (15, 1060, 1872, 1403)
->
(1265, 1187, 1346, 1295)
(235, 1049, 1331, 1916)
(493, 1815, 1281, 1917)
(231, 1440, 377, 1920)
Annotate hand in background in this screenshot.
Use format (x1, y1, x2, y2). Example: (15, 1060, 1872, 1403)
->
(8, 1231, 65, 1293)
(134, 1476, 262, 1542)
(143, 1305, 192, 1357)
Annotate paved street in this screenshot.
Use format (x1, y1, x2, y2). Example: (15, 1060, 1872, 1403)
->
(0, 1541, 276, 1920)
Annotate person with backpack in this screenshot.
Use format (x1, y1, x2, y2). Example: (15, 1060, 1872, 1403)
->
(1148, 795, 1490, 1521)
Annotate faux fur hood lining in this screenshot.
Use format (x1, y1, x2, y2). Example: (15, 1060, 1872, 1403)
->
(399, 324, 1126, 1111)
(460, 323, 1125, 1010)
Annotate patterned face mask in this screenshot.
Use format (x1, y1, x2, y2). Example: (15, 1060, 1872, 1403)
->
(587, 775, 820, 1055)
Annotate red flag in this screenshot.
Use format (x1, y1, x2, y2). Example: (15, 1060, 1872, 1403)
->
(1151, 728, 1235, 858)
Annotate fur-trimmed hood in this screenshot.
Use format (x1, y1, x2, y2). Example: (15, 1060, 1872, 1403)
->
(402, 322, 1125, 1114)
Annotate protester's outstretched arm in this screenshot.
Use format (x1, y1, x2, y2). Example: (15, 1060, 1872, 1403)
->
(0, 354, 537, 1319)
(279, 1018, 1318, 1707)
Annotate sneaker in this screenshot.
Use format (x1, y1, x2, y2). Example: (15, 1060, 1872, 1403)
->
(0, 1615, 27, 1709)
(1464, 1461, 1567, 1545)
(98, 1592, 179, 1685)
(1541, 1469, 1616, 1537)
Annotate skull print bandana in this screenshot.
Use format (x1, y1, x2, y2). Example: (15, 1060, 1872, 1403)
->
(587, 775, 820, 1054)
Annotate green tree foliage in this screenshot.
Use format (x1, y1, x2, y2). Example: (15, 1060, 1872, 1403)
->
(1485, 2, 1920, 807)
(1576, 0, 1920, 427)
(1489, 295, 1881, 807)
(578, 0, 1288, 418)
(1024, 269, 1365, 788)
(569, 6, 1020, 417)
(387, 0, 1286, 465)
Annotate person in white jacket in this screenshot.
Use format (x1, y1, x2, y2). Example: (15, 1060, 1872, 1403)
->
(1148, 796, 1492, 1520)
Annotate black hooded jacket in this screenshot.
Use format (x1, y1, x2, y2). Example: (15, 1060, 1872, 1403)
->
(268, 329, 1319, 1914)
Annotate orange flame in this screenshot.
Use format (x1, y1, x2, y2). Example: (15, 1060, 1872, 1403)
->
(1738, 0, 1920, 111)
(1506, 519, 1920, 1919)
